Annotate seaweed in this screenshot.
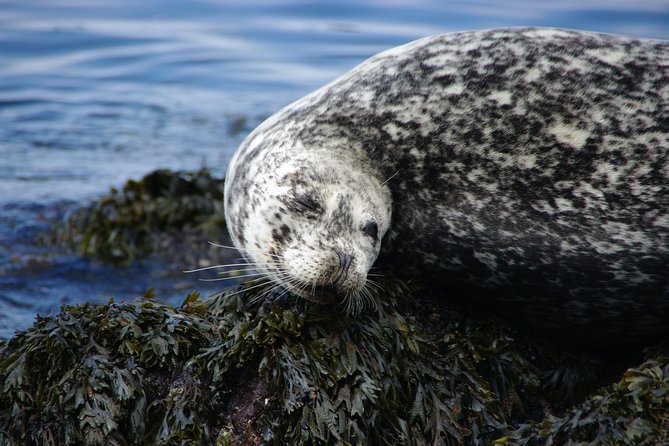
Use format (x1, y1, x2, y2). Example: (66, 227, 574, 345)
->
(197, 281, 510, 445)
(504, 358, 669, 445)
(3, 277, 666, 446)
(53, 169, 227, 265)
(0, 289, 220, 446)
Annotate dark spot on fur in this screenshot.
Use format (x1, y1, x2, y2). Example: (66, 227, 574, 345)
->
(271, 229, 284, 244)
(272, 224, 293, 245)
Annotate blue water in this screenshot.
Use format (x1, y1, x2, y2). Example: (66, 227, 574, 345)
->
(1, 0, 668, 338)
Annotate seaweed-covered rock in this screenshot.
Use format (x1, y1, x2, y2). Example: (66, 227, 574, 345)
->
(199, 282, 512, 445)
(505, 358, 669, 445)
(0, 290, 220, 445)
(2, 279, 667, 446)
(53, 169, 228, 265)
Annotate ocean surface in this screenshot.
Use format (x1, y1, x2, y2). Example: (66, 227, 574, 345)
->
(1, 0, 668, 338)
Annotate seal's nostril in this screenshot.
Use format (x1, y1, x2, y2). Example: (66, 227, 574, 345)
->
(345, 254, 354, 271)
(335, 249, 354, 272)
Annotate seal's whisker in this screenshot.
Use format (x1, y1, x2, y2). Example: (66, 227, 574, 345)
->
(276, 287, 292, 300)
(298, 278, 312, 297)
(361, 287, 378, 314)
(271, 272, 301, 295)
(226, 279, 276, 297)
(381, 169, 400, 186)
(340, 292, 353, 315)
(249, 282, 279, 304)
(357, 292, 368, 314)
(367, 286, 379, 308)
(268, 268, 292, 282)
(215, 268, 266, 275)
(345, 299, 353, 316)
(231, 261, 279, 268)
(216, 265, 282, 274)
(183, 262, 276, 274)
(356, 283, 377, 312)
(207, 241, 248, 251)
(198, 272, 264, 282)
(266, 282, 285, 298)
(218, 271, 267, 279)
(341, 287, 368, 316)
(249, 287, 273, 304)
(365, 279, 385, 292)
(355, 290, 367, 315)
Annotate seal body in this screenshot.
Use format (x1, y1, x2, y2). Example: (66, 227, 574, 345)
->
(225, 28, 669, 345)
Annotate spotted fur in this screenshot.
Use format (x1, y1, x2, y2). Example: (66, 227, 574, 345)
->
(225, 28, 669, 344)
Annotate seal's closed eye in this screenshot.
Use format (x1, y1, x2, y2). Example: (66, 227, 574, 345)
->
(362, 221, 378, 242)
(291, 194, 322, 215)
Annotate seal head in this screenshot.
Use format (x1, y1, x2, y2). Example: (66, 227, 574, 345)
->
(225, 139, 391, 307)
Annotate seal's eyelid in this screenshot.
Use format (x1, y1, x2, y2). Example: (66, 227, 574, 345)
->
(293, 194, 322, 213)
(361, 221, 379, 241)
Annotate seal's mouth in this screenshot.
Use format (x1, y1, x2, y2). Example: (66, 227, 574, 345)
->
(304, 284, 340, 304)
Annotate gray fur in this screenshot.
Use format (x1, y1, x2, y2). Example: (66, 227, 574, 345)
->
(225, 28, 669, 345)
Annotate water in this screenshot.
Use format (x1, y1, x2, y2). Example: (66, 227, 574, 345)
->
(1, 0, 668, 338)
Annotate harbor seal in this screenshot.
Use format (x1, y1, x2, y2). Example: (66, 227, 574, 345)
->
(224, 28, 669, 345)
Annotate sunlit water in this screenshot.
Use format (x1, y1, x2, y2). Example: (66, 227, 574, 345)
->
(1, 0, 668, 338)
